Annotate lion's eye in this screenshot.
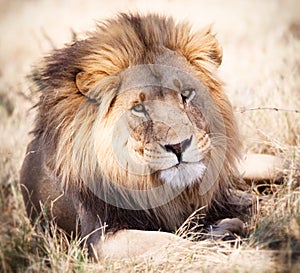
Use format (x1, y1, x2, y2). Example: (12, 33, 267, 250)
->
(181, 88, 195, 103)
(131, 103, 146, 114)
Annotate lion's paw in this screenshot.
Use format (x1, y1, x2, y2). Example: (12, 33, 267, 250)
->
(207, 218, 246, 241)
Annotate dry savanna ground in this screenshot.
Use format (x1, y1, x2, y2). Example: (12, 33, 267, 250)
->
(0, 0, 299, 272)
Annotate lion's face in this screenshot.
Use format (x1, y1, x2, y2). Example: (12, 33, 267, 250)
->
(91, 63, 225, 191)
(116, 87, 209, 187)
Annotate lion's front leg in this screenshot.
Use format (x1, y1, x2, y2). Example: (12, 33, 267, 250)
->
(75, 199, 189, 260)
(91, 220, 245, 260)
(98, 229, 191, 260)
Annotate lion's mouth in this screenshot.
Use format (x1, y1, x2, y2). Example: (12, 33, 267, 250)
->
(158, 162, 206, 188)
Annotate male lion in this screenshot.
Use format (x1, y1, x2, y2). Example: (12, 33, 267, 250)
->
(21, 13, 256, 259)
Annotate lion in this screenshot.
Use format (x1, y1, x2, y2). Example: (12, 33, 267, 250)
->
(21, 13, 279, 260)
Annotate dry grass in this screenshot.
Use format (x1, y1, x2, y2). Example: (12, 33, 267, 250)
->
(0, 0, 299, 272)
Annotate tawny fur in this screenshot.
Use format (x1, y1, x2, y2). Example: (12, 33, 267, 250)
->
(22, 13, 242, 239)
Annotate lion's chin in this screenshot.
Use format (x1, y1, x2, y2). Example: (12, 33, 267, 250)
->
(158, 162, 206, 189)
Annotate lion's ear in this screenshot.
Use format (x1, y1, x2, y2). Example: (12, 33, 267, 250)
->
(204, 31, 223, 67)
(75, 71, 120, 115)
(181, 26, 223, 68)
(76, 71, 99, 94)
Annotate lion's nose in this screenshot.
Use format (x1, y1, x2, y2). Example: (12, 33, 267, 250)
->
(164, 137, 192, 162)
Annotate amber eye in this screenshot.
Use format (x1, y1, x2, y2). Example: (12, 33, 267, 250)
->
(181, 88, 195, 103)
(131, 103, 146, 114)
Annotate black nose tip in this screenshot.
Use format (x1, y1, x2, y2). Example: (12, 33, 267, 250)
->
(164, 137, 192, 162)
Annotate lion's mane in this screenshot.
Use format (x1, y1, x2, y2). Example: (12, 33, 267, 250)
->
(30, 13, 241, 232)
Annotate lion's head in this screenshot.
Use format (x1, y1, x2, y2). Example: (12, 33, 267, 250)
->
(31, 13, 240, 230)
